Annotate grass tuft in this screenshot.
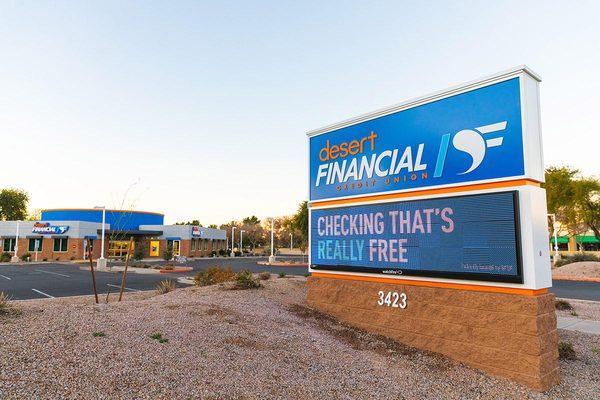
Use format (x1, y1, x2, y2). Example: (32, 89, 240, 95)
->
(92, 331, 106, 337)
(155, 280, 176, 295)
(0, 292, 21, 317)
(150, 332, 169, 343)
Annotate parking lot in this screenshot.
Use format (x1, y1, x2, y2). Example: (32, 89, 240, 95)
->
(0, 259, 597, 301)
(0, 258, 309, 300)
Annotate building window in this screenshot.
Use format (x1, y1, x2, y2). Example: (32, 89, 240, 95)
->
(191, 239, 196, 251)
(29, 238, 43, 252)
(108, 240, 133, 259)
(3, 238, 16, 252)
(53, 238, 68, 252)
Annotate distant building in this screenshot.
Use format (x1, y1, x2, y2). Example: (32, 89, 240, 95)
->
(0, 208, 226, 261)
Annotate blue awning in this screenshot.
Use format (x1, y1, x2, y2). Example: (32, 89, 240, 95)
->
(166, 237, 181, 240)
(84, 235, 97, 240)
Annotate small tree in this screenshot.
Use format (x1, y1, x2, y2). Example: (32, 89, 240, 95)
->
(163, 244, 173, 262)
(0, 189, 29, 220)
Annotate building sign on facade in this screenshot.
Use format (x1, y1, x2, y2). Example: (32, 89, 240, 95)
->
(311, 191, 522, 283)
(191, 226, 203, 237)
(32, 222, 69, 235)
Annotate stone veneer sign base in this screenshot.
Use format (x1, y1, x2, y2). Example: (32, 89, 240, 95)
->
(307, 275, 560, 391)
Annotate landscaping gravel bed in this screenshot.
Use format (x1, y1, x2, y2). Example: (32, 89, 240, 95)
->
(1, 276, 599, 399)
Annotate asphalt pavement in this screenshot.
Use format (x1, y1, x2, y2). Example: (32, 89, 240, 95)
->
(0, 259, 597, 301)
(0, 258, 308, 300)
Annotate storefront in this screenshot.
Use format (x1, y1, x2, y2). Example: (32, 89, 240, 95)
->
(0, 208, 226, 261)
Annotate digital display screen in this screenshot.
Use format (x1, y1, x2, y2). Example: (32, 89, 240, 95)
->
(310, 191, 522, 283)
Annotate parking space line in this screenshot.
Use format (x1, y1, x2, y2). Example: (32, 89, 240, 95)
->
(31, 289, 55, 298)
(0, 274, 11, 280)
(35, 269, 70, 278)
(106, 284, 141, 292)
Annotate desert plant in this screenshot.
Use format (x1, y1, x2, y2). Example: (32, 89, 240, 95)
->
(132, 242, 146, 261)
(233, 270, 262, 290)
(278, 272, 286, 278)
(555, 253, 600, 268)
(92, 331, 106, 337)
(150, 332, 169, 343)
(20, 252, 31, 261)
(194, 266, 235, 286)
(163, 247, 173, 262)
(558, 341, 576, 360)
(0, 292, 20, 316)
(0, 252, 11, 262)
(555, 299, 572, 311)
(155, 280, 176, 295)
(258, 271, 271, 280)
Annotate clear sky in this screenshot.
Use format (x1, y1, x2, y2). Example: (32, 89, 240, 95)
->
(1, 1, 599, 224)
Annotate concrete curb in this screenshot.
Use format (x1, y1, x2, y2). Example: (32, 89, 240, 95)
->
(79, 265, 161, 274)
(557, 316, 600, 335)
(552, 275, 600, 283)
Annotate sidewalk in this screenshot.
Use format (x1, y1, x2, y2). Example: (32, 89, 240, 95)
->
(557, 316, 600, 335)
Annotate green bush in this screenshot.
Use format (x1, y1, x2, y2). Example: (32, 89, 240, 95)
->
(0, 253, 11, 262)
(558, 341, 576, 360)
(555, 253, 600, 268)
(163, 248, 173, 262)
(278, 272, 286, 278)
(92, 331, 106, 337)
(20, 252, 31, 261)
(233, 270, 262, 290)
(194, 266, 235, 286)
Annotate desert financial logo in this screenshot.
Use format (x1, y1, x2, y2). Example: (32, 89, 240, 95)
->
(32, 222, 69, 235)
(192, 226, 202, 237)
(315, 121, 507, 190)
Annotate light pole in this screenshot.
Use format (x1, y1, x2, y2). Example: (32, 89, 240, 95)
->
(269, 218, 275, 264)
(11, 221, 20, 262)
(230, 226, 236, 257)
(239, 230, 245, 256)
(290, 233, 293, 251)
(548, 213, 560, 261)
(95, 206, 107, 268)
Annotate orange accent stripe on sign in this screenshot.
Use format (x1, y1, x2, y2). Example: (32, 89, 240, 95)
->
(310, 272, 548, 296)
(310, 179, 541, 208)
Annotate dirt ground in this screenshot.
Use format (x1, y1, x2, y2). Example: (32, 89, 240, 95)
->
(1, 276, 599, 399)
(553, 261, 600, 281)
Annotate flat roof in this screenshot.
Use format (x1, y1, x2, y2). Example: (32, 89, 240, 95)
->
(42, 208, 164, 216)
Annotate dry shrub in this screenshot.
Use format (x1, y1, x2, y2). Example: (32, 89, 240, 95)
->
(258, 271, 271, 280)
(155, 280, 177, 295)
(194, 266, 235, 286)
(0, 292, 21, 317)
(555, 299, 572, 311)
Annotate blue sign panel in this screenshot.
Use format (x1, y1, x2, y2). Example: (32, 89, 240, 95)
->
(310, 191, 522, 283)
(309, 78, 524, 201)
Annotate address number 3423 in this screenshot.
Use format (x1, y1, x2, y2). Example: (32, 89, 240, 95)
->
(377, 291, 407, 309)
